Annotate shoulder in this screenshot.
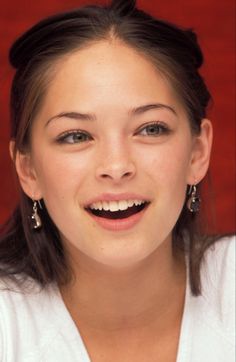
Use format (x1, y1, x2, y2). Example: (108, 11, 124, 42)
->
(180, 236, 235, 361)
(207, 234, 235, 261)
(199, 236, 235, 344)
(201, 235, 235, 292)
(0, 278, 60, 361)
(0, 276, 59, 324)
(0, 278, 89, 361)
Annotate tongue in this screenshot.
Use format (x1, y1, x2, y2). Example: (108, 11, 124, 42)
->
(90, 204, 145, 219)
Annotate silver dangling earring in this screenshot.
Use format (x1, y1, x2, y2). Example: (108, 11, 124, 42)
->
(187, 185, 201, 212)
(31, 200, 42, 229)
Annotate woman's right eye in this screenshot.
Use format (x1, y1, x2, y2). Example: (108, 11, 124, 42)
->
(56, 130, 92, 144)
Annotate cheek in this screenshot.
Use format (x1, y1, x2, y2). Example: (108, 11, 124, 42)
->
(33, 149, 91, 202)
(138, 142, 191, 219)
(137, 141, 191, 184)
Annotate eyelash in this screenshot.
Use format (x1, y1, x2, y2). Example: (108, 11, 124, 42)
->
(135, 121, 171, 137)
(56, 121, 170, 144)
(56, 130, 92, 144)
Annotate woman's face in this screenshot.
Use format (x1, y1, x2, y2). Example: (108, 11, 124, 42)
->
(18, 40, 211, 268)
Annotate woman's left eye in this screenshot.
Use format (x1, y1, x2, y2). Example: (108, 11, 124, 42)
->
(137, 122, 170, 136)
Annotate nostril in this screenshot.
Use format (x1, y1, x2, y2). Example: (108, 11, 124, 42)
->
(123, 171, 133, 178)
(100, 174, 111, 179)
(100, 171, 133, 180)
(96, 161, 136, 181)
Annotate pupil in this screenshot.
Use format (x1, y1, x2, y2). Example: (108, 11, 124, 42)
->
(148, 125, 159, 134)
(74, 133, 85, 141)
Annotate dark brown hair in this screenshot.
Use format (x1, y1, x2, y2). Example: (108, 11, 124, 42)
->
(0, 0, 216, 294)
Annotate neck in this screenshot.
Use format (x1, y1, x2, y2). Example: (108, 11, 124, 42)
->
(60, 237, 186, 332)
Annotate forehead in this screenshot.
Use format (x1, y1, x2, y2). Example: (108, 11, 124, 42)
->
(39, 40, 184, 117)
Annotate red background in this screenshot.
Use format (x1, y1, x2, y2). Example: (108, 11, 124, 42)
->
(0, 0, 235, 233)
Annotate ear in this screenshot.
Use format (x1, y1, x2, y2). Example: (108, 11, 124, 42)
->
(187, 119, 213, 184)
(9, 140, 42, 200)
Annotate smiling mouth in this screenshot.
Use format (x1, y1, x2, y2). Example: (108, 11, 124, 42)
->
(85, 201, 149, 220)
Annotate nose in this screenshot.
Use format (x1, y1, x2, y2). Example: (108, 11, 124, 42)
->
(95, 144, 136, 183)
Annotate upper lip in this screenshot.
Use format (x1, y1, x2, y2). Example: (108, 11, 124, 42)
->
(83, 193, 151, 208)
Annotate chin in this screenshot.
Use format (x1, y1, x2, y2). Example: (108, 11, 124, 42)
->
(90, 244, 158, 270)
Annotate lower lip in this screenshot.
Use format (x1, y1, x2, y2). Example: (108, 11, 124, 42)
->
(86, 205, 149, 231)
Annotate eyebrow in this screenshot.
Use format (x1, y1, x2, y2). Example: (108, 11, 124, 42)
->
(130, 103, 177, 117)
(45, 103, 177, 127)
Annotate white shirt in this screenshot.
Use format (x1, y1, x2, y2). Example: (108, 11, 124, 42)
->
(0, 236, 235, 362)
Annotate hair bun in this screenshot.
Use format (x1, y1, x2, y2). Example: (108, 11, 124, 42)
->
(110, 0, 136, 16)
(186, 30, 203, 69)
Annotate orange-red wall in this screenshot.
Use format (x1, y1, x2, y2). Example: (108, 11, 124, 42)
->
(0, 0, 235, 233)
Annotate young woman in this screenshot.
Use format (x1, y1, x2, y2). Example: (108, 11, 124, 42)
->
(0, 0, 234, 361)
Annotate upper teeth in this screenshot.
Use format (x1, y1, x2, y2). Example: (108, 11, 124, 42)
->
(89, 200, 146, 212)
